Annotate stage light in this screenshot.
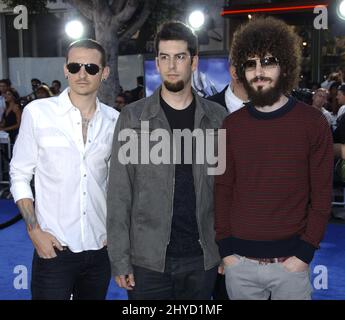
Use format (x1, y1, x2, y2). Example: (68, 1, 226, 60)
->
(65, 20, 84, 39)
(337, 0, 345, 20)
(188, 10, 205, 30)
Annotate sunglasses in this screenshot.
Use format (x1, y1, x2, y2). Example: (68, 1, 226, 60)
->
(66, 63, 101, 75)
(242, 56, 279, 71)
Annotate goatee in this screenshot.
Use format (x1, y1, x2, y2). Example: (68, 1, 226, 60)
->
(244, 75, 284, 107)
(164, 80, 185, 93)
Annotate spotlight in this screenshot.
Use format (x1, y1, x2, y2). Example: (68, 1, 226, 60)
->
(337, 0, 345, 20)
(188, 10, 205, 30)
(65, 20, 84, 39)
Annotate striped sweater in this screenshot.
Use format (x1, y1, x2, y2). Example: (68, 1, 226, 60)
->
(214, 97, 334, 264)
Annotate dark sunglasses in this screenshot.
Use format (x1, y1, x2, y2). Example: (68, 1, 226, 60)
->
(66, 63, 101, 75)
(242, 56, 279, 71)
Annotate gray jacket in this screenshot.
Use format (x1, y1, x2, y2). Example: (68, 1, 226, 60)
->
(107, 87, 227, 276)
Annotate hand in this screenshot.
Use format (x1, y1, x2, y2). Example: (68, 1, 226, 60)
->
(218, 264, 224, 275)
(222, 255, 240, 267)
(281, 256, 308, 273)
(115, 274, 135, 291)
(28, 228, 63, 259)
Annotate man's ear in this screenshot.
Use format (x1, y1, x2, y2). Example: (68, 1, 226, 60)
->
(155, 57, 160, 73)
(64, 64, 69, 78)
(191, 55, 199, 72)
(230, 65, 239, 80)
(102, 66, 110, 81)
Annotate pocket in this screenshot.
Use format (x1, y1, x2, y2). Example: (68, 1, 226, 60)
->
(278, 263, 309, 275)
(34, 249, 60, 264)
(224, 255, 242, 269)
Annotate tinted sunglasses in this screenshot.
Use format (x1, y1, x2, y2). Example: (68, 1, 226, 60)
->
(66, 63, 101, 75)
(242, 56, 279, 71)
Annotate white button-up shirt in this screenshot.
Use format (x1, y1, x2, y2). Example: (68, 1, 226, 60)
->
(225, 82, 245, 114)
(10, 88, 119, 252)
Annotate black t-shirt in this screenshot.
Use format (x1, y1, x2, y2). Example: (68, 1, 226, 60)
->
(160, 95, 203, 258)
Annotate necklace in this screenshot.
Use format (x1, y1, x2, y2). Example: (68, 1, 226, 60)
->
(82, 117, 90, 127)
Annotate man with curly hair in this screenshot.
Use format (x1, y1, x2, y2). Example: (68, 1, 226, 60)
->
(214, 17, 333, 300)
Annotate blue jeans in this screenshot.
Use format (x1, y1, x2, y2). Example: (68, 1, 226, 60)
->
(128, 255, 218, 300)
(31, 246, 111, 300)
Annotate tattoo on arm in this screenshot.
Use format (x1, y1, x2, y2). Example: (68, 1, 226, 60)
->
(17, 199, 39, 231)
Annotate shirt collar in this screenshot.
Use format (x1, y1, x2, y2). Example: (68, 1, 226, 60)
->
(225, 82, 245, 113)
(56, 87, 101, 116)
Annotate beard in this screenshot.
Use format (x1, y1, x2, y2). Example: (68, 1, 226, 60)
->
(164, 80, 185, 93)
(243, 74, 284, 107)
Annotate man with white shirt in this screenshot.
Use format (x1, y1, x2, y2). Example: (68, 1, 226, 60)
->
(312, 88, 333, 127)
(208, 63, 248, 114)
(336, 84, 345, 120)
(10, 39, 119, 300)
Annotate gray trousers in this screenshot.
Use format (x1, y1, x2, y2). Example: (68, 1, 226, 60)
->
(224, 255, 312, 300)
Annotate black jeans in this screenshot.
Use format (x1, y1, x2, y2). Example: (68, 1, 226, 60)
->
(213, 274, 230, 300)
(128, 255, 218, 300)
(31, 246, 111, 300)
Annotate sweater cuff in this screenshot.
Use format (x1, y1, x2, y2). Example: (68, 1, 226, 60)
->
(294, 239, 317, 264)
(217, 237, 234, 258)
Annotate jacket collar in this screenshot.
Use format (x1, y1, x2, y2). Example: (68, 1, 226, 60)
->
(139, 86, 218, 126)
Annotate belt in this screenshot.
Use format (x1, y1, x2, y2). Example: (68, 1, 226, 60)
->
(245, 256, 291, 265)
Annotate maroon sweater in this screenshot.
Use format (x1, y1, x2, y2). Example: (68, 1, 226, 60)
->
(215, 97, 334, 264)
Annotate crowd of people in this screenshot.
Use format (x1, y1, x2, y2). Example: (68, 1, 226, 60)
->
(0, 16, 344, 301)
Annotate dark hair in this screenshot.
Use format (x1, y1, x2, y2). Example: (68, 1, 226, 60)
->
(330, 81, 341, 91)
(0, 79, 11, 87)
(36, 85, 53, 97)
(52, 80, 61, 88)
(31, 78, 41, 84)
(230, 16, 302, 94)
(338, 84, 345, 95)
(116, 93, 128, 103)
(66, 39, 107, 67)
(6, 88, 20, 102)
(137, 76, 144, 85)
(154, 21, 198, 57)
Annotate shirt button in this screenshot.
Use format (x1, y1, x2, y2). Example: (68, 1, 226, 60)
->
(83, 192, 86, 196)
(83, 212, 86, 215)
(77, 122, 81, 125)
(84, 174, 87, 178)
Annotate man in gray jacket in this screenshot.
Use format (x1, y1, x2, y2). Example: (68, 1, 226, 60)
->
(107, 21, 227, 300)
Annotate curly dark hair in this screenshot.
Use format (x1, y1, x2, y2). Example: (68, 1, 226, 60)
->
(230, 16, 302, 94)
